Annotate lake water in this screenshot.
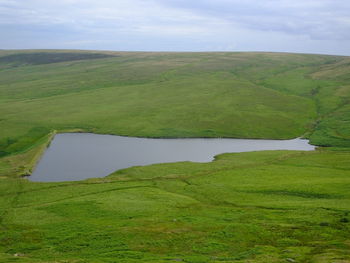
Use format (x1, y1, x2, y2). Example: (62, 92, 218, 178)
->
(30, 133, 315, 182)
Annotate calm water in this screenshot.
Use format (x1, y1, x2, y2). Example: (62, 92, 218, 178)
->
(30, 133, 315, 182)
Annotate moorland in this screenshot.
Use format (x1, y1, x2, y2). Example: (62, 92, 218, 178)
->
(0, 50, 349, 262)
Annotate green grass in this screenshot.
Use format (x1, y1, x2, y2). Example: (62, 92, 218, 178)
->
(0, 50, 350, 262)
(0, 51, 349, 158)
(0, 52, 115, 66)
(1, 150, 350, 262)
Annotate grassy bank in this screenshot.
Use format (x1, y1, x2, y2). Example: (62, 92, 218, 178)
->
(1, 150, 350, 262)
(0, 51, 349, 162)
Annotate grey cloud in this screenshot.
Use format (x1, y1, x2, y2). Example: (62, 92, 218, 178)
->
(156, 0, 350, 40)
(0, 0, 349, 54)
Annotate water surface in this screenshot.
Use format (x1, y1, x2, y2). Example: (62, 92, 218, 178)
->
(30, 133, 314, 182)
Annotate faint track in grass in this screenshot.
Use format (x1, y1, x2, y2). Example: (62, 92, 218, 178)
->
(12, 185, 155, 209)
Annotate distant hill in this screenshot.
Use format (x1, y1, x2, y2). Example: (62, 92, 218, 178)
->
(0, 50, 349, 158)
(0, 51, 115, 65)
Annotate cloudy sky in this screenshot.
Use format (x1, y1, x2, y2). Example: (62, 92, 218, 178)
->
(0, 0, 349, 55)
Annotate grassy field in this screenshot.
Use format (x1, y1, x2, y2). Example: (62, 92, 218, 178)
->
(0, 50, 349, 262)
(1, 50, 349, 159)
(1, 150, 350, 262)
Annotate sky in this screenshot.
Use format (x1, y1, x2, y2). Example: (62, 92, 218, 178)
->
(0, 0, 350, 55)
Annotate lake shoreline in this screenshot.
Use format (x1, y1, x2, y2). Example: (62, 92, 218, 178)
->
(29, 132, 315, 182)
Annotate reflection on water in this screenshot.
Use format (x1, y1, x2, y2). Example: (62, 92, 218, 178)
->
(30, 133, 315, 182)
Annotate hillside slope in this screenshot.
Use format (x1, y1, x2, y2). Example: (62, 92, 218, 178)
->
(0, 51, 349, 163)
(0, 51, 349, 262)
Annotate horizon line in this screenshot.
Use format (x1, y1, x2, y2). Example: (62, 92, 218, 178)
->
(0, 48, 348, 57)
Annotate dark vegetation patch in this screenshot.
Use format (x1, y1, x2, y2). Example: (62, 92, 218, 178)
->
(0, 52, 115, 66)
(246, 190, 340, 199)
(0, 127, 50, 157)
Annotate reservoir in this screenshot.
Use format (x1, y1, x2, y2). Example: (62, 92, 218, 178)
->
(30, 133, 315, 182)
